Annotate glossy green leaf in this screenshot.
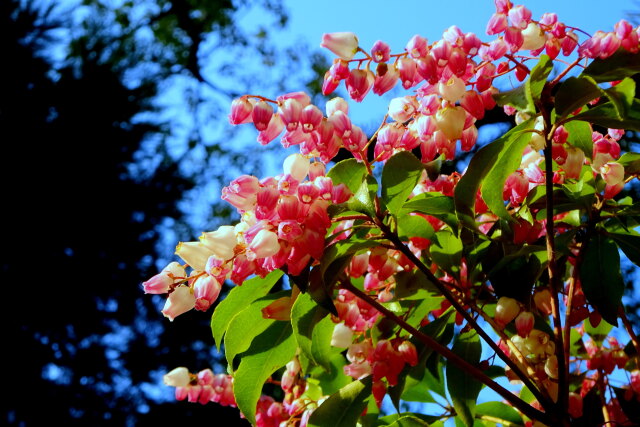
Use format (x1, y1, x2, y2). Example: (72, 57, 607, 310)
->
(526, 54, 553, 103)
(429, 230, 463, 276)
(233, 321, 296, 425)
(476, 401, 523, 426)
(581, 49, 640, 83)
(321, 238, 380, 288)
(564, 120, 594, 160)
(310, 353, 351, 396)
(604, 77, 635, 118)
(493, 84, 534, 114)
(347, 175, 378, 218)
(566, 99, 640, 131)
(291, 292, 334, 371)
(327, 158, 368, 194)
(481, 129, 533, 220)
(579, 233, 624, 326)
(402, 192, 455, 215)
(382, 151, 425, 215)
(308, 376, 372, 427)
(211, 270, 282, 351)
(385, 415, 431, 426)
(376, 413, 441, 426)
(584, 314, 613, 346)
(447, 330, 482, 427)
(397, 214, 435, 241)
(454, 119, 533, 229)
(394, 271, 439, 299)
(618, 152, 640, 175)
(224, 291, 288, 366)
(554, 76, 602, 119)
(608, 232, 640, 267)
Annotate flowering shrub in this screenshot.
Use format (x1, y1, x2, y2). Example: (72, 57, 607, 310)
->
(144, 1, 640, 425)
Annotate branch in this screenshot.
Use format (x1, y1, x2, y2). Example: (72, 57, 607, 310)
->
(375, 220, 556, 412)
(339, 280, 552, 425)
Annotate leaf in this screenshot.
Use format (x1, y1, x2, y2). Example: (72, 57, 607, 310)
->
(447, 330, 483, 427)
(526, 54, 553, 104)
(308, 267, 338, 316)
(604, 77, 635, 118)
(429, 230, 463, 276)
(382, 151, 425, 215)
(291, 292, 334, 371)
(475, 402, 523, 426)
(608, 232, 640, 267)
(584, 314, 613, 346)
(494, 85, 534, 114)
(397, 214, 435, 241)
(566, 99, 640, 131)
(481, 129, 533, 220)
(224, 291, 289, 366)
(564, 120, 594, 160)
(554, 76, 602, 119)
(233, 321, 297, 425)
(308, 376, 372, 427)
(310, 353, 351, 395)
(321, 238, 380, 289)
(581, 49, 640, 83)
(401, 193, 455, 215)
(454, 119, 533, 229)
(211, 270, 282, 351)
(347, 175, 379, 218)
(385, 415, 431, 426)
(579, 233, 624, 326)
(327, 158, 367, 194)
(376, 413, 441, 426)
(618, 152, 640, 175)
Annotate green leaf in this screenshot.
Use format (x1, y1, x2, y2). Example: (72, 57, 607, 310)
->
(397, 214, 435, 241)
(454, 119, 533, 229)
(401, 193, 455, 215)
(376, 413, 441, 426)
(584, 314, 613, 346)
(608, 232, 640, 267)
(564, 120, 594, 160)
(566, 99, 640, 131)
(475, 402, 523, 426)
(308, 267, 338, 316)
(526, 54, 553, 104)
(233, 321, 297, 425)
(291, 292, 334, 371)
(494, 85, 534, 114)
(382, 151, 425, 215)
(481, 129, 533, 220)
(582, 49, 640, 83)
(321, 238, 380, 288)
(618, 152, 640, 175)
(308, 376, 372, 427)
(429, 230, 463, 276)
(554, 76, 602, 119)
(211, 270, 282, 351)
(579, 233, 624, 325)
(447, 330, 483, 427)
(224, 291, 289, 366)
(385, 415, 431, 426)
(604, 77, 635, 118)
(347, 175, 379, 218)
(310, 353, 351, 395)
(327, 158, 368, 194)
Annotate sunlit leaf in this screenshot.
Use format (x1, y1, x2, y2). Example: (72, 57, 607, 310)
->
(382, 151, 425, 215)
(327, 158, 368, 194)
(233, 321, 296, 425)
(447, 330, 482, 427)
(291, 292, 334, 371)
(211, 270, 282, 351)
(308, 376, 372, 427)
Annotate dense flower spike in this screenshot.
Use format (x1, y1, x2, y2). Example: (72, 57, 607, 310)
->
(146, 4, 640, 425)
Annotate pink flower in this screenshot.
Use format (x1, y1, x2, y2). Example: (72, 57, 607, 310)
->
(321, 32, 359, 60)
(193, 275, 222, 311)
(346, 69, 374, 102)
(405, 34, 428, 58)
(228, 97, 253, 125)
(252, 101, 274, 131)
(164, 367, 190, 387)
(370, 40, 390, 62)
(248, 229, 280, 260)
(515, 311, 534, 338)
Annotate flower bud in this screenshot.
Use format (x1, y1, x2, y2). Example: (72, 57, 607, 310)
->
(162, 286, 196, 321)
(164, 367, 191, 387)
(252, 101, 274, 131)
(193, 275, 222, 311)
(321, 32, 359, 60)
(283, 153, 310, 182)
(331, 322, 354, 348)
(515, 311, 535, 338)
(346, 69, 374, 102)
(534, 288, 553, 316)
(397, 341, 418, 366)
(248, 229, 280, 259)
(229, 97, 253, 125)
(521, 23, 546, 51)
(495, 296, 520, 328)
(435, 106, 466, 140)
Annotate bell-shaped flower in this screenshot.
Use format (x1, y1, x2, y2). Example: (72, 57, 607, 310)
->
(321, 32, 359, 60)
(163, 367, 191, 387)
(162, 286, 196, 321)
